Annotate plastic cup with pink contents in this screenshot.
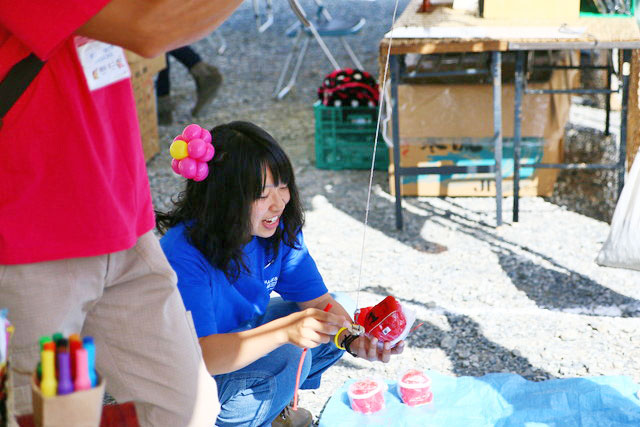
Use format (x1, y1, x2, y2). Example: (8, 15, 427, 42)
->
(397, 369, 433, 407)
(347, 377, 387, 414)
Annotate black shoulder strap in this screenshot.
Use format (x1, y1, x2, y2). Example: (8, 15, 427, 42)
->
(0, 53, 45, 128)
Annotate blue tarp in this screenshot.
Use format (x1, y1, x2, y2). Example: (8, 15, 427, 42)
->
(318, 372, 640, 426)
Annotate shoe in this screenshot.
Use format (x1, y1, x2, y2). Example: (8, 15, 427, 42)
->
(157, 95, 173, 125)
(271, 402, 312, 427)
(189, 61, 223, 117)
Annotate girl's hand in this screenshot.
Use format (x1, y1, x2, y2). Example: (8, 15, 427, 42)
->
(283, 308, 350, 348)
(350, 336, 405, 363)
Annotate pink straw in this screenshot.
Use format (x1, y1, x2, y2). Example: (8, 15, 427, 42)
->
(292, 303, 333, 411)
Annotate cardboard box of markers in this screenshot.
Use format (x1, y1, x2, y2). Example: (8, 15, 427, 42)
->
(30, 334, 104, 427)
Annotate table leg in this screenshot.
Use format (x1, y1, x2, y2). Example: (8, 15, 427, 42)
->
(492, 51, 503, 227)
(391, 54, 403, 230)
(605, 51, 612, 136)
(513, 51, 525, 223)
(618, 49, 631, 198)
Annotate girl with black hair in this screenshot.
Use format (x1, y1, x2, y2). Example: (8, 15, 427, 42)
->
(157, 121, 403, 427)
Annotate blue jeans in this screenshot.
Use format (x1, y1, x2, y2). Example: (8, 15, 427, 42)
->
(214, 293, 354, 427)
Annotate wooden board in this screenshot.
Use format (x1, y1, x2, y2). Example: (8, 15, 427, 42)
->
(381, 0, 640, 54)
(482, 0, 579, 21)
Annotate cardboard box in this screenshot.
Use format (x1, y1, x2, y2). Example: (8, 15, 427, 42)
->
(125, 51, 166, 162)
(388, 68, 574, 197)
(31, 375, 105, 427)
(481, 0, 580, 20)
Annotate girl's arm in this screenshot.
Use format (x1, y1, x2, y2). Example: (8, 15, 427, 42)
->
(198, 307, 350, 375)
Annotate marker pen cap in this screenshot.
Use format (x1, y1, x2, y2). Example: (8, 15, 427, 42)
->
(74, 348, 92, 391)
(39, 335, 52, 351)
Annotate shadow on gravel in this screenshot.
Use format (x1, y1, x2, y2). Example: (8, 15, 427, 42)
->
(406, 312, 553, 381)
(298, 160, 636, 318)
(346, 290, 553, 381)
(410, 198, 640, 318)
(495, 247, 640, 317)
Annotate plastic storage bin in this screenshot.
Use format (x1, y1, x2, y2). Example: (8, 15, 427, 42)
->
(397, 369, 433, 407)
(314, 102, 389, 170)
(347, 378, 387, 414)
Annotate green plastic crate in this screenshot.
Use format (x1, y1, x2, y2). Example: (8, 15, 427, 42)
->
(313, 102, 389, 170)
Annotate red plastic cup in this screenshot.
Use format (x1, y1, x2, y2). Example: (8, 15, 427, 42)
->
(397, 369, 433, 407)
(347, 378, 386, 414)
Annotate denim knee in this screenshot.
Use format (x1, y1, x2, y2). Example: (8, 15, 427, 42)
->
(215, 344, 310, 426)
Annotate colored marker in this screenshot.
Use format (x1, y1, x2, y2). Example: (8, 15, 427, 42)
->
(73, 348, 91, 391)
(56, 338, 68, 353)
(56, 352, 74, 395)
(39, 335, 52, 350)
(52, 332, 64, 343)
(40, 350, 57, 397)
(82, 336, 97, 387)
(37, 336, 53, 379)
(69, 336, 82, 380)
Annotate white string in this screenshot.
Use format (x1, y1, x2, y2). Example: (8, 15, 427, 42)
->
(355, 0, 402, 311)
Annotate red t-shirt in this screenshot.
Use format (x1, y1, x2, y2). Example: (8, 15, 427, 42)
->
(0, 1, 155, 264)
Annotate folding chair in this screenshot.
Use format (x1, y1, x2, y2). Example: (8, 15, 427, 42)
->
(274, 0, 366, 99)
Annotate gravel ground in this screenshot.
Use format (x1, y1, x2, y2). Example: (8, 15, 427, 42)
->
(147, 1, 640, 423)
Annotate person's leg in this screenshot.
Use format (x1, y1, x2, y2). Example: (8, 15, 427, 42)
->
(156, 56, 171, 97)
(216, 294, 352, 422)
(155, 55, 173, 125)
(81, 231, 219, 427)
(169, 46, 202, 69)
(167, 45, 222, 116)
(1, 258, 106, 415)
(214, 344, 310, 427)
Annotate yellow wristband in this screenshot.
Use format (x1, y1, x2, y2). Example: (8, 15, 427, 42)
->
(334, 327, 348, 350)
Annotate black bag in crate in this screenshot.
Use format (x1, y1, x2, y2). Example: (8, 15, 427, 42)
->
(317, 68, 379, 107)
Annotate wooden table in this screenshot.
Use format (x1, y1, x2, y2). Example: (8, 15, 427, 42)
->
(380, 0, 640, 227)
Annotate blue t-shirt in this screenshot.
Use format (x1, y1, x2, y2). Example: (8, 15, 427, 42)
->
(160, 223, 328, 337)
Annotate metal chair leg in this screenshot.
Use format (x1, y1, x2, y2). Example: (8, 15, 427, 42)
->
(274, 32, 303, 97)
(252, 0, 274, 33)
(215, 32, 227, 55)
(306, 25, 340, 70)
(276, 37, 310, 99)
(339, 37, 364, 70)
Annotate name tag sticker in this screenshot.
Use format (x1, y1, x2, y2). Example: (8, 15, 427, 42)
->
(75, 37, 130, 91)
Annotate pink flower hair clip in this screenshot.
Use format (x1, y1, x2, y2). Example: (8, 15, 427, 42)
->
(169, 124, 215, 181)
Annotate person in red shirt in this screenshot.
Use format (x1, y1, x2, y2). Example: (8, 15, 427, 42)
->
(0, 0, 243, 425)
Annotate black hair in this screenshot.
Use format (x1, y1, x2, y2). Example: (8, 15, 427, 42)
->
(156, 121, 304, 281)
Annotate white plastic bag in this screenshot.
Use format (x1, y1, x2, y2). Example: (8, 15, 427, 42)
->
(596, 154, 640, 270)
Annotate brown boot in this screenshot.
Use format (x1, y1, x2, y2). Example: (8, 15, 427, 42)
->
(271, 402, 312, 427)
(189, 61, 223, 117)
(157, 95, 173, 125)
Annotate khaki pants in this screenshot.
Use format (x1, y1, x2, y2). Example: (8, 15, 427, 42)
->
(0, 231, 219, 426)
